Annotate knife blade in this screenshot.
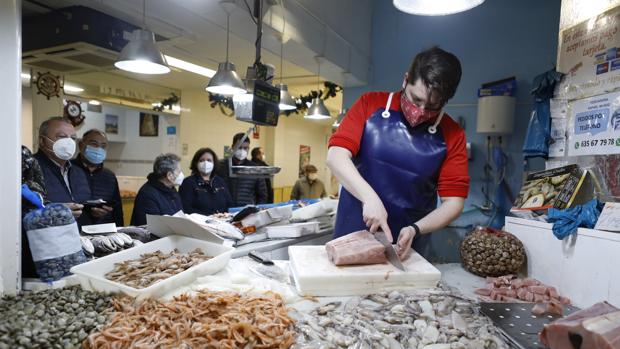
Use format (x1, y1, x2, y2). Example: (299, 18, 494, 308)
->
(248, 264, 290, 284)
(373, 231, 406, 271)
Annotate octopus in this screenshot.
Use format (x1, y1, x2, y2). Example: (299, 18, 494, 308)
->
(104, 248, 212, 289)
(83, 291, 296, 349)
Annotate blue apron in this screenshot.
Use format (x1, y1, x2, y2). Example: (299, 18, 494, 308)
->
(333, 92, 448, 258)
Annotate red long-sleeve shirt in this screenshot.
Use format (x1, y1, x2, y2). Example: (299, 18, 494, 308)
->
(329, 91, 470, 198)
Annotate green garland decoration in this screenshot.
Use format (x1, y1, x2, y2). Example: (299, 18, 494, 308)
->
(152, 93, 180, 112)
(208, 81, 342, 117)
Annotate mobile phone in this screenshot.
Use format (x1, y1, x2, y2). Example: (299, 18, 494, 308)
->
(82, 199, 108, 208)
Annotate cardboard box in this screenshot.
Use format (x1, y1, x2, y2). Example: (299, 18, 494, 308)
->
(513, 165, 587, 211)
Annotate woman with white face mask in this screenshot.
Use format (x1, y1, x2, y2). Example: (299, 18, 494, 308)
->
(130, 153, 184, 226)
(179, 148, 233, 215)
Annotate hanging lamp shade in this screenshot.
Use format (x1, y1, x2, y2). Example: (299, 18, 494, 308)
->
(305, 97, 331, 120)
(393, 0, 484, 16)
(206, 62, 246, 95)
(333, 108, 348, 128)
(279, 84, 296, 111)
(115, 29, 170, 74)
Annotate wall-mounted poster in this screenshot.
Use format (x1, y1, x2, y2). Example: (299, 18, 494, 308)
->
(557, 4, 620, 99)
(223, 146, 232, 159)
(567, 90, 620, 156)
(105, 114, 119, 134)
(139, 112, 159, 137)
(298, 145, 311, 177)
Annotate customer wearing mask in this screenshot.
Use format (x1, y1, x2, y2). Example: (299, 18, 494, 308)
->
(179, 148, 232, 215)
(290, 164, 327, 200)
(72, 129, 123, 226)
(131, 153, 183, 226)
(216, 133, 268, 207)
(34, 117, 92, 226)
(251, 147, 274, 203)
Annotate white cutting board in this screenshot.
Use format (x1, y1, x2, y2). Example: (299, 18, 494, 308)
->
(288, 245, 441, 296)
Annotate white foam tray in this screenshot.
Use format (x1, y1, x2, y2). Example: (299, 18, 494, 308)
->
(266, 222, 319, 239)
(241, 205, 293, 228)
(70, 235, 234, 299)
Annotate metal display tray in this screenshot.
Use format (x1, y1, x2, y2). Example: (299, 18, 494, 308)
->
(480, 302, 580, 349)
(230, 165, 281, 176)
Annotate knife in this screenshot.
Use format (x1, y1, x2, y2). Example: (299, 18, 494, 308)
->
(373, 231, 406, 271)
(248, 264, 290, 284)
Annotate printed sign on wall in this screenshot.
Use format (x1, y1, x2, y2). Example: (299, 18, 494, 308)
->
(568, 90, 620, 156)
(298, 145, 311, 178)
(557, 5, 620, 99)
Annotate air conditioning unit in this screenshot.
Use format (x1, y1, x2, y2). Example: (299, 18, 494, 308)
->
(23, 42, 118, 74)
(22, 6, 164, 74)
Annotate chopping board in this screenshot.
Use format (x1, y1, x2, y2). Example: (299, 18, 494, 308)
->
(288, 245, 441, 296)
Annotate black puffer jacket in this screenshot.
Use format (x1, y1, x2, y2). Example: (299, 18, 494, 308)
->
(216, 158, 267, 207)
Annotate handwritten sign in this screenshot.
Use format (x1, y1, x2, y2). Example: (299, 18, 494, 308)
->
(594, 202, 620, 232)
(557, 5, 620, 99)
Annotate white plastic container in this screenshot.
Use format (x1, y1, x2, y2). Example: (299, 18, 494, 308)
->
(266, 222, 319, 239)
(70, 235, 234, 299)
(291, 200, 338, 222)
(241, 205, 293, 228)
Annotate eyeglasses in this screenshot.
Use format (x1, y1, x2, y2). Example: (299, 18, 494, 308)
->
(404, 86, 444, 111)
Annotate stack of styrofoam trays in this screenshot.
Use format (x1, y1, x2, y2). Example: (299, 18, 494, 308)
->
(80, 232, 137, 257)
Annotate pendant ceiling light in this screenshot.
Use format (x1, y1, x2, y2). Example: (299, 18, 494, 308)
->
(332, 108, 348, 128)
(393, 0, 485, 16)
(305, 57, 331, 120)
(278, 4, 296, 111)
(206, 0, 246, 96)
(114, 0, 170, 74)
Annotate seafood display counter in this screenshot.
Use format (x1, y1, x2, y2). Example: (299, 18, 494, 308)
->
(7, 245, 588, 349)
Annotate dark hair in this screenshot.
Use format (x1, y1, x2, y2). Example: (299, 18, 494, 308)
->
(152, 153, 181, 179)
(407, 46, 462, 106)
(251, 147, 262, 159)
(304, 164, 318, 174)
(190, 148, 218, 175)
(38, 116, 71, 138)
(232, 132, 250, 147)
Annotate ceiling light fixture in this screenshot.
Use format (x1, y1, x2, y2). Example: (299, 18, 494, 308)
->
(305, 56, 331, 120)
(164, 55, 215, 78)
(333, 108, 348, 128)
(114, 0, 170, 74)
(393, 0, 485, 16)
(63, 83, 84, 93)
(278, 4, 296, 111)
(206, 0, 246, 95)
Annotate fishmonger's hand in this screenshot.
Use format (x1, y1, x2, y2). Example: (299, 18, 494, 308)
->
(362, 195, 392, 242)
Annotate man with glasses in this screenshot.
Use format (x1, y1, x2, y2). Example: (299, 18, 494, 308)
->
(34, 117, 92, 226)
(327, 46, 469, 261)
(72, 129, 124, 226)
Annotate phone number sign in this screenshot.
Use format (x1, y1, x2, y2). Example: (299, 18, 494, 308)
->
(569, 91, 620, 156)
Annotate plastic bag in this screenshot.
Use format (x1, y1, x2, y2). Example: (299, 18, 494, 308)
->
(23, 203, 88, 281)
(522, 101, 552, 158)
(522, 69, 564, 159)
(547, 199, 604, 240)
